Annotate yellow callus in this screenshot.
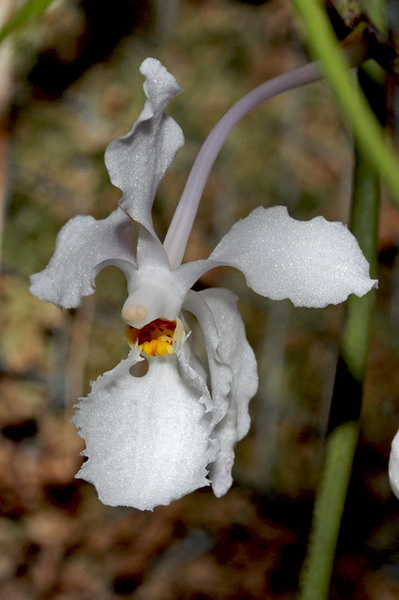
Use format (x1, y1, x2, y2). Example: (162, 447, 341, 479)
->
(141, 336, 176, 357)
(125, 317, 184, 358)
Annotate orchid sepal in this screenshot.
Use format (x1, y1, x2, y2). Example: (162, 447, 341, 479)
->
(209, 206, 377, 308)
(29, 208, 135, 309)
(104, 58, 184, 237)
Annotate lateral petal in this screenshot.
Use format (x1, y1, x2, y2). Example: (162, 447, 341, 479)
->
(104, 58, 184, 235)
(29, 208, 135, 308)
(72, 348, 217, 510)
(209, 206, 377, 308)
(184, 288, 258, 497)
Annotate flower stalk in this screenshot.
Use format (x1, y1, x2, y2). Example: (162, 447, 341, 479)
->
(163, 62, 321, 268)
(163, 27, 369, 268)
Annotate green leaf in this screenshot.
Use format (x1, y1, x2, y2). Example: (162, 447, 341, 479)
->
(0, 0, 59, 44)
(292, 0, 399, 204)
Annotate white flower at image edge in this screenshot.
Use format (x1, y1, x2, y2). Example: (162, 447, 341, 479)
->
(30, 58, 377, 511)
(389, 435, 399, 500)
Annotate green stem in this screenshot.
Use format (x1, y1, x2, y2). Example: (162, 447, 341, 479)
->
(298, 422, 360, 600)
(0, 0, 57, 44)
(292, 0, 399, 203)
(298, 75, 380, 599)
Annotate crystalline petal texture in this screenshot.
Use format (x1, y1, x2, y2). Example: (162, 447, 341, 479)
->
(29, 209, 135, 309)
(210, 206, 377, 307)
(184, 288, 258, 497)
(104, 58, 185, 235)
(73, 348, 217, 510)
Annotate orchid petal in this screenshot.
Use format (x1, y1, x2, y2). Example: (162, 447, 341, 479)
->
(209, 206, 377, 308)
(136, 225, 171, 270)
(73, 347, 217, 510)
(175, 334, 213, 413)
(183, 290, 232, 421)
(104, 58, 184, 235)
(199, 289, 257, 436)
(30, 208, 135, 308)
(176, 258, 215, 291)
(184, 288, 258, 497)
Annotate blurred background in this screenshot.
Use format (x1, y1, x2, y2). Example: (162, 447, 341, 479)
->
(1, 0, 399, 598)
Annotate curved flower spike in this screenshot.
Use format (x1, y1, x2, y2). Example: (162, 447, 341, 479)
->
(31, 58, 377, 510)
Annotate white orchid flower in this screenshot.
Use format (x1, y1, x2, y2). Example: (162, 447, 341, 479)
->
(30, 58, 376, 510)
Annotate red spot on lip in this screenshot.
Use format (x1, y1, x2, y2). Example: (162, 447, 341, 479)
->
(126, 318, 177, 346)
